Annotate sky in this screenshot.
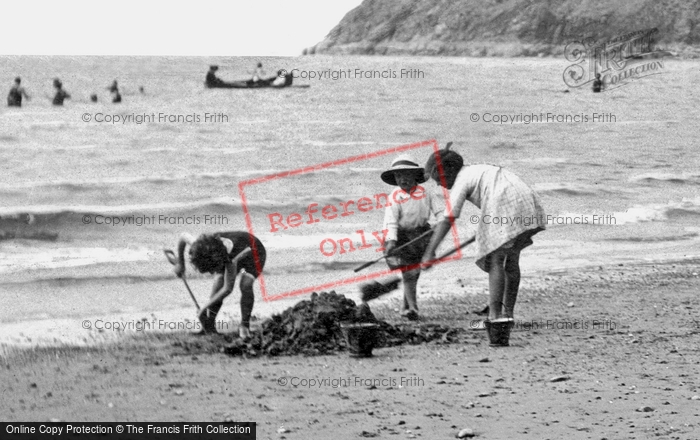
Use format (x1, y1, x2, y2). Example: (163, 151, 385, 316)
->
(0, 0, 363, 56)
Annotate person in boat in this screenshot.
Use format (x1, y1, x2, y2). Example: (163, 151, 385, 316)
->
(7, 77, 30, 107)
(592, 73, 603, 93)
(421, 147, 545, 332)
(251, 62, 266, 84)
(271, 69, 290, 88)
(108, 80, 122, 103)
(173, 231, 267, 338)
(205, 65, 225, 88)
(52, 79, 70, 106)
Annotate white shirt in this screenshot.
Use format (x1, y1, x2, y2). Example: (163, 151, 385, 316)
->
(383, 185, 445, 242)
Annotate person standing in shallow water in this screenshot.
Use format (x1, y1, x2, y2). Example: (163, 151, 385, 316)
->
(52, 79, 70, 106)
(7, 77, 30, 107)
(592, 73, 603, 93)
(108, 80, 121, 103)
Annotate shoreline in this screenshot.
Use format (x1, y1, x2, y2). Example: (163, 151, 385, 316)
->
(3, 255, 698, 355)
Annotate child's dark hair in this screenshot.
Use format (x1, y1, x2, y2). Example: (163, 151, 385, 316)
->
(189, 234, 228, 274)
(424, 149, 464, 180)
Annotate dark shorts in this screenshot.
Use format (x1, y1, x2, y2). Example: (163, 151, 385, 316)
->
(216, 231, 266, 277)
(236, 239, 266, 277)
(238, 250, 265, 277)
(389, 224, 432, 269)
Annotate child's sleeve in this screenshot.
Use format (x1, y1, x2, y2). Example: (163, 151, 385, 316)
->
(430, 186, 446, 223)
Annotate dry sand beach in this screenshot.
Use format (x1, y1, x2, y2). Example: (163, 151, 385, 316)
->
(2, 258, 699, 439)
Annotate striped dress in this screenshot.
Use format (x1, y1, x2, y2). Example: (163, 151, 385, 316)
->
(447, 165, 545, 271)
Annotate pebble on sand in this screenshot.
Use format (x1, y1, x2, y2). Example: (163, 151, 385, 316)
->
(636, 406, 654, 412)
(457, 427, 475, 438)
(549, 375, 570, 382)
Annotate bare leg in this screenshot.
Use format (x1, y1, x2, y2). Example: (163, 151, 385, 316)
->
(488, 251, 507, 321)
(503, 251, 521, 318)
(201, 275, 225, 333)
(402, 268, 420, 316)
(386, 258, 409, 312)
(239, 274, 256, 338)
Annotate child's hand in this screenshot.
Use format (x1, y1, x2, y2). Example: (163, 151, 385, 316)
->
(384, 240, 397, 256)
(173, 263, 185, 278)
(421, 252, 436, 269)
(384, 240, 399, 268)
(386, 255, 400, 269)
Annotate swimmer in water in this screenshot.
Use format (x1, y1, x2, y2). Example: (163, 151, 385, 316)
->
(52, 79, 70, 106)
(7, 77, 30, 107)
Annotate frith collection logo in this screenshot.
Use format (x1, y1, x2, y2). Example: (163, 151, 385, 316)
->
(563, 27, 668, 91)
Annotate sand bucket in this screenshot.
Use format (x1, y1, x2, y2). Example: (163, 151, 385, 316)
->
(484, 318, 514, 347)
(340, 322, 380, 357)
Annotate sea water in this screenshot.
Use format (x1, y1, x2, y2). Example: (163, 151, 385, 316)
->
(1, 55, 698, 322)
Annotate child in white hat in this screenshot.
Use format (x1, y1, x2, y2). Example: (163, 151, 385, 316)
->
(380, 155, 445, 320)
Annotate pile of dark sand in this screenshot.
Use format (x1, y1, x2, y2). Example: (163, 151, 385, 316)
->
(221, 291, 468, 357)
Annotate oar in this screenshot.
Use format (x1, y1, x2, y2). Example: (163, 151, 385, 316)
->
(164, 249, 201, 310)
(353, 228, 433, 273)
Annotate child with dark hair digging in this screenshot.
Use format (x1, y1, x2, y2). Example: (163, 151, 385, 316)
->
(172, 231, 266, 338)
(421, 146, 545, 344)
